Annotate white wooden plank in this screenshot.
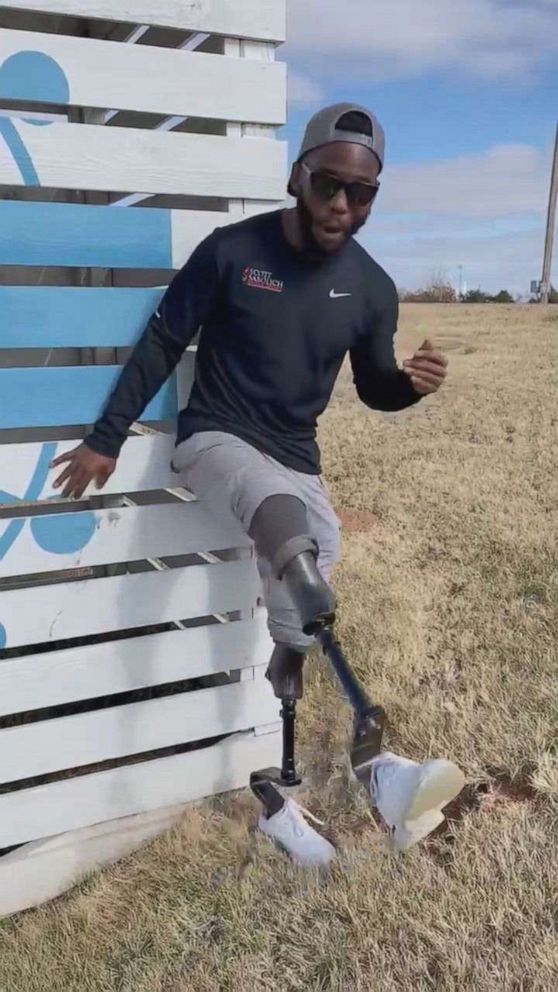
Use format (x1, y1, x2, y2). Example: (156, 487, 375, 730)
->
(0, 678, 280, 782)
(0, 30, 286, 124)
(0, 435, 180, 499)
(0, 1, 287, 42)
(0, 501, 251, 579)
(0, 365, 177, 430)
(0, 198, 277, 271)
(0, 199, 232, 270)
(0, 613, 272, 717)
(0, 727, 281, 855)
(224, 38, 280, 225)
(0, 560, 261, 648)
(0, 803, 194, 918)
(0, 119, 286, 199)
(170, 201, 280, 266)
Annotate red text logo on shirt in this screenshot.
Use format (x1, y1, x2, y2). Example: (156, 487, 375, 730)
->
(242, 267, 284, 293)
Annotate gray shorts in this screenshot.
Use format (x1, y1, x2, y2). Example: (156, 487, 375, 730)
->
(171, 431, 342, 650)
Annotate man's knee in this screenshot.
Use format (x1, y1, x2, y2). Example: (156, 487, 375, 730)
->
(248, 493, 316, 577)
(250, 492, 337, 636)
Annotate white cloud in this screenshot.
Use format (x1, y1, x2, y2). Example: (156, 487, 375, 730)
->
(356, 143, 553, 294)
(288, 71, 325, 107)
(285, 0, 558, 81)
(379, 144, 551, 217)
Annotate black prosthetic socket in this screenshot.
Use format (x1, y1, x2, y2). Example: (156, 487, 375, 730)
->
(248, 494, 314, 563)
(249, 492, 336, 636)
(266, 643, 305, 700)
(281, 550, 336, 635)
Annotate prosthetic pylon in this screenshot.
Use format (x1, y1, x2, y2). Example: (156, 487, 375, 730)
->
(250, 618, 386, 815)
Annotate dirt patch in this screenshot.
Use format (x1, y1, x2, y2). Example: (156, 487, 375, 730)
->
(338, 508, 382, 533)
(481, 766, 538, 805)
(426, 767, 538, 858)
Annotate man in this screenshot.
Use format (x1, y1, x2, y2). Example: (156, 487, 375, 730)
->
(51, 104, 464, 865)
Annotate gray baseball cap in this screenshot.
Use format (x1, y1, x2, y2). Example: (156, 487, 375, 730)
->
(296, 102, 385, 172)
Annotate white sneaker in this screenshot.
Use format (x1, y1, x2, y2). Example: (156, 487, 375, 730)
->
(370, 752, 465, 851)
(258, 799, 336, 867)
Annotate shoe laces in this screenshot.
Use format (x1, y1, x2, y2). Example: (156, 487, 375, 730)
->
(288, 800, 325, 837)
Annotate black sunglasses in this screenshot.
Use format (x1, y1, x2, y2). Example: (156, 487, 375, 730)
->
(301, 162, 380, 207)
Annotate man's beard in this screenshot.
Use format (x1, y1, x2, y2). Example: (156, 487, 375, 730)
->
(296, 197, 367, 259)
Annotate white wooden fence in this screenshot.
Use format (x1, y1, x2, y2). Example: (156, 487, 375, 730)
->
(0, 0, 287, 916)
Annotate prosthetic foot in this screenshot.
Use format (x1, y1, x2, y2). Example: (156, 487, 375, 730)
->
(257, 798, 336, 867)
(370, 752, 465, 850)
(252, 660, 336, 865)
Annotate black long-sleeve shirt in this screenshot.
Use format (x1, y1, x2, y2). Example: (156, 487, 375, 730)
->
(85, 209, 421, 474)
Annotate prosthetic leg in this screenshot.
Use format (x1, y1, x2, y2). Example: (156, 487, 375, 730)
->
(248, 496, 386, 816)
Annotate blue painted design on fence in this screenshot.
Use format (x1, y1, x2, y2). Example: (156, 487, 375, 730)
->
(0, 442, 57, 561)
(0, 366, 177, 429)
(0, 201, 174, 269)
(0, 51, 70, 113)
(0, 117, 39, 184)
(0, 286, 165, 349)
(0, 52, 71, 187)
(0, 443, 100, 647)
(31, 510, 97, 555)
(0, 444, 98, 559)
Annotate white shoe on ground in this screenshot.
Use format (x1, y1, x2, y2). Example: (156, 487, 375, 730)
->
(258, 798, 336, 867)
(370, 752, 465, 851)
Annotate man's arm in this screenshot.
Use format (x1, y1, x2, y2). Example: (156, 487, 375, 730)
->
(51, 231, 221, 497)
(85, 231, 221, 458)
(349, 280, 422, 412)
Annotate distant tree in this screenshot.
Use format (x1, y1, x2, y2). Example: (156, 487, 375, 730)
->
(463, 288, 492, 303)
(400, 278, 457, 303)
(402, 283, 516, 304)
(492, 289, 514, 303)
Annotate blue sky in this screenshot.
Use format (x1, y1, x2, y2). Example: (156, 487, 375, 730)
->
(280, 0, 558, 295)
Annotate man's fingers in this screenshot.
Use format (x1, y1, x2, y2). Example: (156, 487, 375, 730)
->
(50, 451, 74, 468)
(404, 359, 447, 377)
(404, 351, 446, 366)
(61, 475, 81, 499)
(61, 470, 89, 499)
(413, 350, 447, 366)
(410, 369, 444, 387)
(411, 374, 438, 394)
(94, 469, 111, 490)
(72, 479, 90, 500)
(53, 464, 74, 489)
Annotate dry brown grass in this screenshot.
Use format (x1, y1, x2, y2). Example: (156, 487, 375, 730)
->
(1, 304, 557, 991)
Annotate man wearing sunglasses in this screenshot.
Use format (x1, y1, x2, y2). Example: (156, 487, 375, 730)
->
(52, 103, 462, 865)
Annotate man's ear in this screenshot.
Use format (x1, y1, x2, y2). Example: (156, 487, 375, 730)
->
(287, 161, 302, 198)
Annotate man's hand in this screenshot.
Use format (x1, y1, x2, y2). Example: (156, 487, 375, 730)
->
(50, 444, 117, 500)
(402, 338, 448, 396)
